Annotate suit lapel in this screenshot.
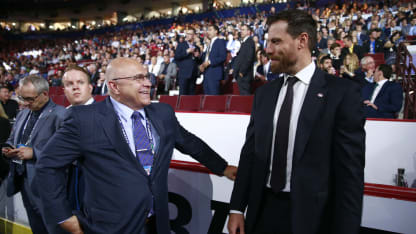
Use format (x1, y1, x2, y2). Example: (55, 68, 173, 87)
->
(98, 98, 148, 176)
(144, 105, 165, 177)
(13, 110, 30, 145)
(293, 69, 327, 164)
(261, 79, 284, 163)
(29, 101, 54, 143)
(374, 81, 388, 102)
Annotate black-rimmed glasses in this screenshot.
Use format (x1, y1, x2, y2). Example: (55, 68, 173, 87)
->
(18, 94, 40, 103)
(112, 73, 151, 82)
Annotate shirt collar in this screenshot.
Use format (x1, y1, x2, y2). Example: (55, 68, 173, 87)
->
(376, 79, 388, 86)
(210, 37, 218, 47)
(243, 36, 250, 42)
(110, 96, 146, 122)
(284, 61, 315, 85)
(66, 97, 95, 109)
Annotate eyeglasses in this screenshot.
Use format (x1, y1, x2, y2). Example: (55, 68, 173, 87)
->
(18, 94, 39, 103)
(112, 73, 151, 82)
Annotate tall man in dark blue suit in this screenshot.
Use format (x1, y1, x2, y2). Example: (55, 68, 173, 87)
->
(362, 64, 403, 119)
(174, 28, 200, 95)
(34, 58, 237, 234)
(200, 25, 227, 95)
(228, 10, 365, 234)
(2, 75, 66, 234)
(233, 24, 256, 95)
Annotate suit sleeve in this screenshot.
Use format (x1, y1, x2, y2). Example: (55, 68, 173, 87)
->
(229, 92, 258, 212)
(172, 108, 228, 175)
(34, 108, 83, 225)
(209, 39, 227, 67)
(174, 43, 188, 61)
(331, 82, 365, 234)
(376, 83, 403, 114)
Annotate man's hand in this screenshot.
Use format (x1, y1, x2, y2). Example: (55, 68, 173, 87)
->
(199, 64, 205, 73)
(228, 213, 245, 234)
(223, 165, 237, 180)
(60, 215, 83, 234)
(2, 147, 17, 158)
(10, 147, 33, 160)
(186, 47, 195, 54)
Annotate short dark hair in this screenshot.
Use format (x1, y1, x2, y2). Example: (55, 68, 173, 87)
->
(320, 55, 332, 65)
(209, 25, 219, 34)
(64, 64, 91, 84)
(241, 24, 253, 32)
(330, 42, 341, 51)
(378, 64, 392, 79)
(267, 9, 317, 52)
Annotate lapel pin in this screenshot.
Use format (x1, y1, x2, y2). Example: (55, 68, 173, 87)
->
(317, 93, 324, 98)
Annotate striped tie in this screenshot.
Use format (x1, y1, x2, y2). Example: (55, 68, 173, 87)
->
(131, 111, 154, 175)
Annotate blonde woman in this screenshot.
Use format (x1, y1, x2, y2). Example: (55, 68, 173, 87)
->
(341, 53, 360, 80)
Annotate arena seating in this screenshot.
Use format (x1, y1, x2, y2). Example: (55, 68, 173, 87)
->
(201, 95, 229, 112)
(177, 95, 204, 112)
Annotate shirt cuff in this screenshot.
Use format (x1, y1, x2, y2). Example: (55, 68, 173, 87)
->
(58, 216, 72, 224)
(230, 210, 244, 214)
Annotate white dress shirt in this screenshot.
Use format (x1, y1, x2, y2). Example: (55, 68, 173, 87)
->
(267, 62, 315, 191)
(370, 79, 388, 103)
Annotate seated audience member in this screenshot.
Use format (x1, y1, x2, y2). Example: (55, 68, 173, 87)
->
(0, 85, 18, 120)
(93, 72, 108, 95)
(363, 29, 384, 54)
(355, 56, 376, 86)
(62, 65, 95, 211)
(0, 104, 11, 144)
(157, 54, 177, 94)
(341, 53, 360, 82)
(319, 55, 336, 75)
(384, 31, 403, 63)
(341, 35, 364, 60)
(329, 42, 343, 70)
(362, 64, 403, 119)
(255, 50, 279, 81)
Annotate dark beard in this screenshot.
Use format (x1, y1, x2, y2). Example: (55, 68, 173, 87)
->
(270, 55, 296, 74)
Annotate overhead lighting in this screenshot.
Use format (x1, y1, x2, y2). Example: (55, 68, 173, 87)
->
(12, 22, 16, 26)
(71, 25, 76, 28)
(49, 25, 54, 29)
(168, 11, 171, 15)
(92, 21, 96, 25)
(226, 1, 231, 6)
(40, 23, 45, 27)
(195, 7, 199, 11)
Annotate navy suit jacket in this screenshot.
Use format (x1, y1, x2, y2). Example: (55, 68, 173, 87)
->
(203, 38, 227, 81)
(35, 98, 228, 234)
(362, 81, 403, 118)
(230, 68, 365, 234)
(6, 100, 66, 197)
(174, 41, 199, 80)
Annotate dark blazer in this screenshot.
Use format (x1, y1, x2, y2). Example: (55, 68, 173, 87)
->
(230, 68, 365, 234)
(35, 98, 228, 234)
(6, 100, 66, 197)
(233, 37, 256, 80)
(362, 81, 403, 118)
(174, 41, 199, 80)
(256, 64, 279, 81)
(203, 38, 227, 94)
(353, 68, 372, 88)
(362, 39, 384, 54)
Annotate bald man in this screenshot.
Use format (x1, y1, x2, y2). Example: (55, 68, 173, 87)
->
(34, 58, 237, 234)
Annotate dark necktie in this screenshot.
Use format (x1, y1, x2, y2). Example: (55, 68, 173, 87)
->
(370, 82, 379, 101)
(132, 111, 154, 176)
(16, 111, 40, 175)
(271, 76, 298, 193)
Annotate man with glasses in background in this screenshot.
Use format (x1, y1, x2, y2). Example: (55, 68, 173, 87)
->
(2, 75, 66, 234)
(35, 57, 237, 234)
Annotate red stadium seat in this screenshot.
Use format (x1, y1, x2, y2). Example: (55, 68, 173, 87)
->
(201, 95, 229, 112)
(49, 86, 59, 95)
(159, 95, 179, 110)
(364, 53, 385, 67)
(177, 95, 203, 112)
(51, 95, 66, 107)
(94, 95, 107, 102)
(227, 95, 254, 113)
(406, 35, 416, 41)
(55, 87, 65, 95)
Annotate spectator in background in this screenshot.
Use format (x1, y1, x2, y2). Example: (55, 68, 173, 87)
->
(0, 85, 18, 120)
(233, 24, 256, 95)
(255, 50, 279, 81)
(200, 25, 227, 95)
(0, 104, 11, 144)
(157, 54, 177, 94)
(174, 28, 200, 95)
(341, 53, 360, 82)
(362, 64, 403, 118)
(355, 56, 376, 85)
(226, 32, 241, 58)
(319, 55, 336, 75)
(341, 35, 364, 60)
(329, 42, 343, 70)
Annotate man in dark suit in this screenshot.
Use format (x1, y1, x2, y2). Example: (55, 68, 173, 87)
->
(228, 10, 365, 234)
(34, 57, 237, 234)
(174, 28, 200, 95)
(2, 75, 66, 234)
(255, 50, 279, 81)
(362, 64, 403, 118)
(233, 24, 256, 95)
(200, 25, 227, 95)
(341, 35, 364, 60)
(355, 56, 376, 87)
(62, 65, 95, 214)
(0, 85, 19, 120)
(363, 29, 384, 54)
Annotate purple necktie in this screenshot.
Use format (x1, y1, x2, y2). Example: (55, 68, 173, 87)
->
(131, 111, 154, 175)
